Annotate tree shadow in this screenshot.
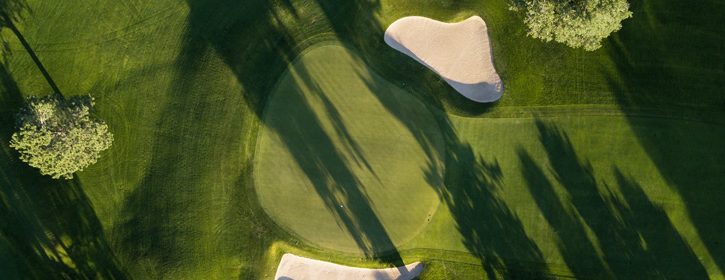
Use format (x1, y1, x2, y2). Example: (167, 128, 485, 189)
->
(612, 167, 708, 278)
(443, 144, 549, 279)
(604, 0, 725, 274)
(0, 0, 27, 28)
(265, 42, 430, 269)
(115, 0, 409, 274)
(357, 57, 549, 278)
(181, 0, 302, 114)
(262, 68, 407, 267)
(0, 5, 127, 277)
(603, 0, 725, 109)
(113, 23, 240, 275)
(1, 3, 62, 97)
(518, 149, 607, 278)
(171, 0, 520, 276)
(163, 0, 412, 270)
(357, 53, 548, 276)
(517, 119, 708, 278)
(0, 60, 127, 279)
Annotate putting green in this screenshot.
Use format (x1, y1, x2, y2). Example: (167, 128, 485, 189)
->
(254, 43, 444, 254)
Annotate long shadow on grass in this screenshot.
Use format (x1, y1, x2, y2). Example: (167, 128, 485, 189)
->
(0, 61, 127, 279)
(182, 0, 300, 113)
(604, 0, 725, 274)
(0, 0, 26, 28)
(518, 120, 707, 278)
(113, 18, 252, 276)
(171, 0, 414, 269)
(116, 0, 401, 276)
(265, 63, 408, 267)
(1, 2, 63, 97)
(355, 52, 549, 277)
(175, 0, 512, 275)
(309, 5, 541, 275)
(444, 144, 549, 279)
(1, 14, 61, 95)
(358, 54, 548, 277)
(112, 1, 308, 277)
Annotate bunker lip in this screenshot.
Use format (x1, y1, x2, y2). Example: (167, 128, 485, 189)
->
(274, 253, 424, 280)
(384, 15, 503, 103)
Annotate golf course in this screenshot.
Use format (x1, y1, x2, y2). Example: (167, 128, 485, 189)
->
(1, 0, 724, 279)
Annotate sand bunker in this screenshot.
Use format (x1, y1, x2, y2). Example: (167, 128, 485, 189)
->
(274, 254, 424, 280)
(384, 16, 503, 103)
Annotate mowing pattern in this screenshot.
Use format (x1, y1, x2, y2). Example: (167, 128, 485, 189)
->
(1, 0, 724, 278)
(255, 44, 443, 254)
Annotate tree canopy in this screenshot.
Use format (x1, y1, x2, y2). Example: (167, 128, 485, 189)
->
(10, 94, 113, 179)
(512, 0, 633, 51)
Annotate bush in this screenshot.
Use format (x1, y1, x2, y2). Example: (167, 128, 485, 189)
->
(9, 94, 113, 179)
(512, 0, 633, 51)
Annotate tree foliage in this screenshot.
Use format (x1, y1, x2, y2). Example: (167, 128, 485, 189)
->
(512, 0, 633, 51)
(10, 94, 113, 179)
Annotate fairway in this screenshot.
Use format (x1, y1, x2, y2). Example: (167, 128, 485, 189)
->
(254, 43, 444, 254)
(254, 41, 725, 278)
(421, 113, 725, 278)
(1, 0, 724, 279)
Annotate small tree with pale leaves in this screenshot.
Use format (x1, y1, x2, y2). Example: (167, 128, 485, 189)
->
(512, 0, 633, 51)
(10, 94, 113, 179)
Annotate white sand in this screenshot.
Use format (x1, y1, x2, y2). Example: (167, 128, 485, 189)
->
(384, 16, 503, 103)
(274, 253, 424, 280)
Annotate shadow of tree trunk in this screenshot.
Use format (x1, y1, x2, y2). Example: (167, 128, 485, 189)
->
(1, 10, 62, 97)
(0, 60, 127, 279)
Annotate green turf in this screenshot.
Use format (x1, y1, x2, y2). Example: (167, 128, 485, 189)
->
(417, 113, 725, 278)
(0, 0, 723, 279)
(254, 44, 443, 254)
(256, 41, 725, 278)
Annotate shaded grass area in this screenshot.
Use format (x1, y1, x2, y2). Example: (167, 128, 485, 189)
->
(518, 121, 709, 279)
(0, 0, 722, 279)
(254, 44, 443, 257)
(1, 0, 270, 278)
(439, 114, 725, 278)
(0, 60, 127, 278)
(606, 0, 725, 275)
(258, 42, 725, 278)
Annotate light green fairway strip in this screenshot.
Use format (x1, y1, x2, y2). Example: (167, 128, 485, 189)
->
(1, 0, 722, 278)
(254, 44, 444, 254)
(407, 115, 725, 278)
(255, 42, 725, 279)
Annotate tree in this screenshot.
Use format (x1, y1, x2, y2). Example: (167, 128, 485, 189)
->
(10, 94, 113, 179)
(512, 0, 633, 51)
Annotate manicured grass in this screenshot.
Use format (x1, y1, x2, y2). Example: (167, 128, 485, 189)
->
(0, 0, 723, 279)
(1, 1, 266, 279)
(432, 113, 725, 278)
(256, 42, 725, 278)
(254, 44, 443, 255)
